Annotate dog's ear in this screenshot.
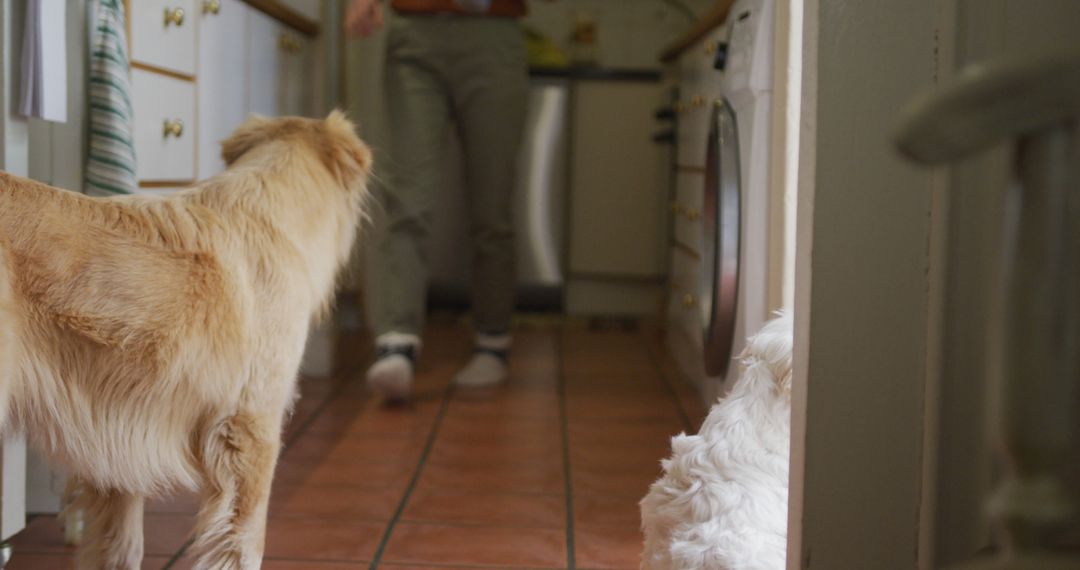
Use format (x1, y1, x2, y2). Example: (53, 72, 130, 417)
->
(320, 110, 373, 187)
(221, 114, 274, 165)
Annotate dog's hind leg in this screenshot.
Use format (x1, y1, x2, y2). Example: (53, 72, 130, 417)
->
(74, 485, 145, 570)
(192, 412, 280, 570)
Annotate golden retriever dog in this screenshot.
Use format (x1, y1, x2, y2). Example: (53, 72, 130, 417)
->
(0, 111, 371, 569)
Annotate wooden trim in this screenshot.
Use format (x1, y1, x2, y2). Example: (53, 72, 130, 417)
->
(660, 0, 736, 63)
(138, 180, 194, 188)
(241, 0, 321, 37)
(131, 61, 195, 82)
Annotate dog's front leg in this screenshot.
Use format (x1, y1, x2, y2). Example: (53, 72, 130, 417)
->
(74, 486, 145, 570)
(192, 412, 280, 570)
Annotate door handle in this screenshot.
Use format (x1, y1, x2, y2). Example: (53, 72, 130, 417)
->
(895, 50, 1080, 164)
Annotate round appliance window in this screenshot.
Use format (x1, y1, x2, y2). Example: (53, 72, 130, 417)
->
(701, 98, 741, 377)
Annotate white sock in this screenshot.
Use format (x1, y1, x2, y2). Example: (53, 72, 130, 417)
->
(366, 333, 420, 400)
(454, 333, 510, 387)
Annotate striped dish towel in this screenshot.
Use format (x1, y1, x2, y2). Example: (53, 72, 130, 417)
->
(85, 0, 137, 196)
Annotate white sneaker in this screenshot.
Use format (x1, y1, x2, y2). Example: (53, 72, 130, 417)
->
(366, 333, 420, 400)
(454, 333, 510, 387)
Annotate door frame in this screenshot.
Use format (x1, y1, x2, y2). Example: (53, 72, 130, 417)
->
(785, 0, 949, 567)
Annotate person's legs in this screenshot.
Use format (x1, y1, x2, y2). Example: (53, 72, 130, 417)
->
(449, 19, 529, 386)
(368, 18, 452, 398)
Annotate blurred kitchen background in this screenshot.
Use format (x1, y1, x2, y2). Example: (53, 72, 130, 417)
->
(343, 0, 719, 318)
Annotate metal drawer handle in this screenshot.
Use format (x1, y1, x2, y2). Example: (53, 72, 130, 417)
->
(684, 207, 701, 221)
(163, 119, 184, 138)
(682, 294, 697, 309)
(164, 7, 185, 26)
(279, 35, 302, 53)
(202, 0, 221, 15)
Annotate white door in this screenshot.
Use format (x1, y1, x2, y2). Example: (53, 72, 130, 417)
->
(198, 0, 249, 179)
(278, 32, 309, 116)
(247, 10, 282, 117)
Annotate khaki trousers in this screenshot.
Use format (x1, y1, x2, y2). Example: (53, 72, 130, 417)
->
(372, 15, 528, 337)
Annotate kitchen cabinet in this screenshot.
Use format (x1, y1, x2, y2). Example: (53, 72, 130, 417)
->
(569, 81, 668, 277)
(130, 0, 197, 76)
(247, 9, 283, 117)
(247, 10, 310, 118)
(197, 0, 249, 178)
(128, 0, 320, 185)
(565, 76, 669, 316)
(132, 69, 197, 181)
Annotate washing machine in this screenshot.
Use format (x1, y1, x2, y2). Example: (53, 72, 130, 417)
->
(701, 0, 775, 378)
(666, 0, 775, 398)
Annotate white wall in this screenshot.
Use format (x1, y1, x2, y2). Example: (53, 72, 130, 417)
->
(27, 0, 86, 193)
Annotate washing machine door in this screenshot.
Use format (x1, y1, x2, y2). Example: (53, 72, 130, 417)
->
(701, 98, 741, 377)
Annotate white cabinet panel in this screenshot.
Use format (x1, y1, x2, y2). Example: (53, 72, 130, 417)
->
(279, 33, 309, 116)
(247, 10, 282, 116)
(130, 0, 197, 75)
(677, 104, 710, 167)
(132, 69, 196, 181)
(673, 171, 704, 253)
(198, 0, 249, 178)
(569, 81, 667, 277)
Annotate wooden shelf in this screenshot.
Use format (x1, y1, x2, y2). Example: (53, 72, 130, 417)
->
(659, 0, 735, 63)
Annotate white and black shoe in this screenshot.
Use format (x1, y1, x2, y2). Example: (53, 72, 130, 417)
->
(366, 333, 420, 400)
(455, 332, 510, 388)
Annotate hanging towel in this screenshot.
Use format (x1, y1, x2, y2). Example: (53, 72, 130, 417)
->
(19, 0, 67, 122)
(85, 0, 136, 196)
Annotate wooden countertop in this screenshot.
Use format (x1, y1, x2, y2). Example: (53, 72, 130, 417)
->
(659, 0, 735, 63)
(242, 0, 321, 37)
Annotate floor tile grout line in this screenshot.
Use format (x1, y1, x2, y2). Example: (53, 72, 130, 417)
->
(641, 329, 697, 434)
(367, 381, 457, 569)
(161, 350, 369, 570)
(557, 325, 577, 569)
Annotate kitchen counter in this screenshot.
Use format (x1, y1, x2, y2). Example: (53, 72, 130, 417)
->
(529, 67, 662, 82)
(659, 0, 735, 63)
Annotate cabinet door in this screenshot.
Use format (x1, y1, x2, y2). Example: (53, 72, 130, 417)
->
(132, 69, 197, 182)
(569, 81, 668, 277)
(246, 10, 283, 117)
(197, 0, 249, 179)
(278, 32, 309, 116)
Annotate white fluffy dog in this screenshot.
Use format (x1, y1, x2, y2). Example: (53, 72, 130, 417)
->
(641, 314, 793, 569)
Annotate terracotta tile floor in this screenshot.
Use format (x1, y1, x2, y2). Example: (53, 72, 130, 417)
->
(8, 319, 705, 569)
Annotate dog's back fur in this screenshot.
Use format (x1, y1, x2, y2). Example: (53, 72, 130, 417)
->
(641, 314, 793, 570)
(0, 112, 371, 569)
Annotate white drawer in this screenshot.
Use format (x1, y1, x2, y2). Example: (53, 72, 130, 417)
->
(132, 70, 196, 182)
(130, 0, 197, 75)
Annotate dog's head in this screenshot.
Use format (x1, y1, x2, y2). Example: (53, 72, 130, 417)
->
(221, 110, 373, 192)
